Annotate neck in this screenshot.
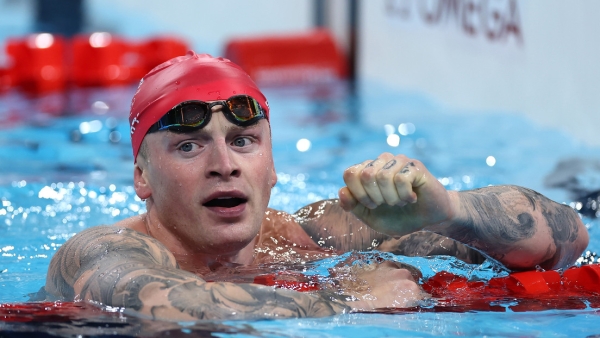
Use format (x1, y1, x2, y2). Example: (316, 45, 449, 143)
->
(170, 248, 257, 275)
(142, 208, 260, 275)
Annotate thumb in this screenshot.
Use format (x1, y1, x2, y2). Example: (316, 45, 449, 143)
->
(338, 187, 358, 211)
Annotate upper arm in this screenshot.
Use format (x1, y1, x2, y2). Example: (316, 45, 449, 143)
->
(46, 225, 183, 301)
(46, 225, 349, 320)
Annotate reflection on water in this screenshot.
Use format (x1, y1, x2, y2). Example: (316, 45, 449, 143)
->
(0, 252, 507, 337)
(0, 301, 259, 337)
(1, 85, 600, 336)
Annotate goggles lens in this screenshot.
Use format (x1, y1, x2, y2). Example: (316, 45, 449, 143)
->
(227, 95, 263, 121)
(178, 104, 209, 127)
(149, 95, 265, 133)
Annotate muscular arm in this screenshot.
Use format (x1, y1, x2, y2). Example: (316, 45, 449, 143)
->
(46, 226, 349, 320)
(427, 186, 588, 270)
(297, 185, 587, 270)
(295, 200, 485, 264)
(336, 153, 588, 270)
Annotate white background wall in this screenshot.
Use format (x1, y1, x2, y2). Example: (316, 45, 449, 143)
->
(360, 0, 600, 146)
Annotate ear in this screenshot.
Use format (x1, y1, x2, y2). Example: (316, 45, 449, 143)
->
(134, 162, 152, 199)
(270, 164, 277, 189)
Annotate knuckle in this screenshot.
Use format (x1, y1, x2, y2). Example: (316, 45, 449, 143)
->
(342, 167, 356, 181)
(405, 281, 422, 295)
(379, 152, 394, 160)
(411, 282, 424, 294)
(394, 268, 414, 280)
(375, 170, 393, 184)
(392, 279, 420, 294)
(360, 169, 376, 183)
(393, 173, 408, 184)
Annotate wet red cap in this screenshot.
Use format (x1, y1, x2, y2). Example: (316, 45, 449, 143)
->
(128, 51, 269, 160)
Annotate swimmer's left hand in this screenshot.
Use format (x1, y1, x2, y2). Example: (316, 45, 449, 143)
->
(338, 153, 458, 237)
(328, 260, 427, 310)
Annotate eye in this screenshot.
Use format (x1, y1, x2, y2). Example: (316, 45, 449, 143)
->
(178, 142, 197, 152)
(232, 137, 252, 148)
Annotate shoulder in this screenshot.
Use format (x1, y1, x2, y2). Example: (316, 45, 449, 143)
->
(113, 214, 148, 234)
(55, 224, 176, 267)
(46, 224, 177, 299)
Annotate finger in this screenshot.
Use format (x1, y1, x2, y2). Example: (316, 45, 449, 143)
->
(393, 161, 419, 204)
(374, 157, 406, 206)
(338, 187, 358, 211)
(358, 156, 394, 207)
(343, 161, 377, 209)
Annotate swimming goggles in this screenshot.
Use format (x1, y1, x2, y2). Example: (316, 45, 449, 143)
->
(147, 95, 266, 133)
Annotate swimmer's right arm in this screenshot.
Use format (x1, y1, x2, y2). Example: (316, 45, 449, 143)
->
(45, 226, 351, 320)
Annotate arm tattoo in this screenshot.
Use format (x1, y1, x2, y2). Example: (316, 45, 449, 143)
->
(46, 226, 177, 300)
(46, 225, 349, 320)
(295, 200, 389, 251)
(295, 200, 484, 264)
(428, 185, 585, 269)
(378, 231, 485, 264)
(456, 186, 538, 246)
(167, 281, 347, 320)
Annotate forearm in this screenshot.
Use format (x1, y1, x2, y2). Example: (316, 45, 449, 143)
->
(296, 200, 486, 264)
(79, 263, 350, 320)
(377, 231, 485, 265)
(296, 199, 389, 252)
(427, 185, 588, 270)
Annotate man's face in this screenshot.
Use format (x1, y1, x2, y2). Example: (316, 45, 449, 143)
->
(135, 105, 277, 255)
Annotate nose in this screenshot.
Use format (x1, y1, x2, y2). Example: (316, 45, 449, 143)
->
(205, 139, 240, 180)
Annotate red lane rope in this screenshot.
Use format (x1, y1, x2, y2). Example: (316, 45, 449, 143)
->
(1, 264, 598, 322)
(253, 264, 600, 312)
(0, 301, 118, 322)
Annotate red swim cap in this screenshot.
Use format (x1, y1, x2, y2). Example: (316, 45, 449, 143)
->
(128, 51, 269, 160)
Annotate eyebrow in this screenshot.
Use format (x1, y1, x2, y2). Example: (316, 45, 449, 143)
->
(224, 123, 259, 133)
(166, 121, 262, 137)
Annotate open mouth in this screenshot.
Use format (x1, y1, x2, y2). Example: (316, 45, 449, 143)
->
(203, 197, 247, 208)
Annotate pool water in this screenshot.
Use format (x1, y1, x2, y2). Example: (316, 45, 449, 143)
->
(1, 84, 599, 337)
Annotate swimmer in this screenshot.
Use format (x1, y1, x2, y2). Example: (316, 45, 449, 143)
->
(45, 52, 588, 320)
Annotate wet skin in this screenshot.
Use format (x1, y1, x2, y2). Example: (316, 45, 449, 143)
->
(46, 106, 589, 320)
(132, 110, 277, 267)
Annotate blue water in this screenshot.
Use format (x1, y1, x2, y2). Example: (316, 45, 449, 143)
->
(1, 84, 600, 336)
